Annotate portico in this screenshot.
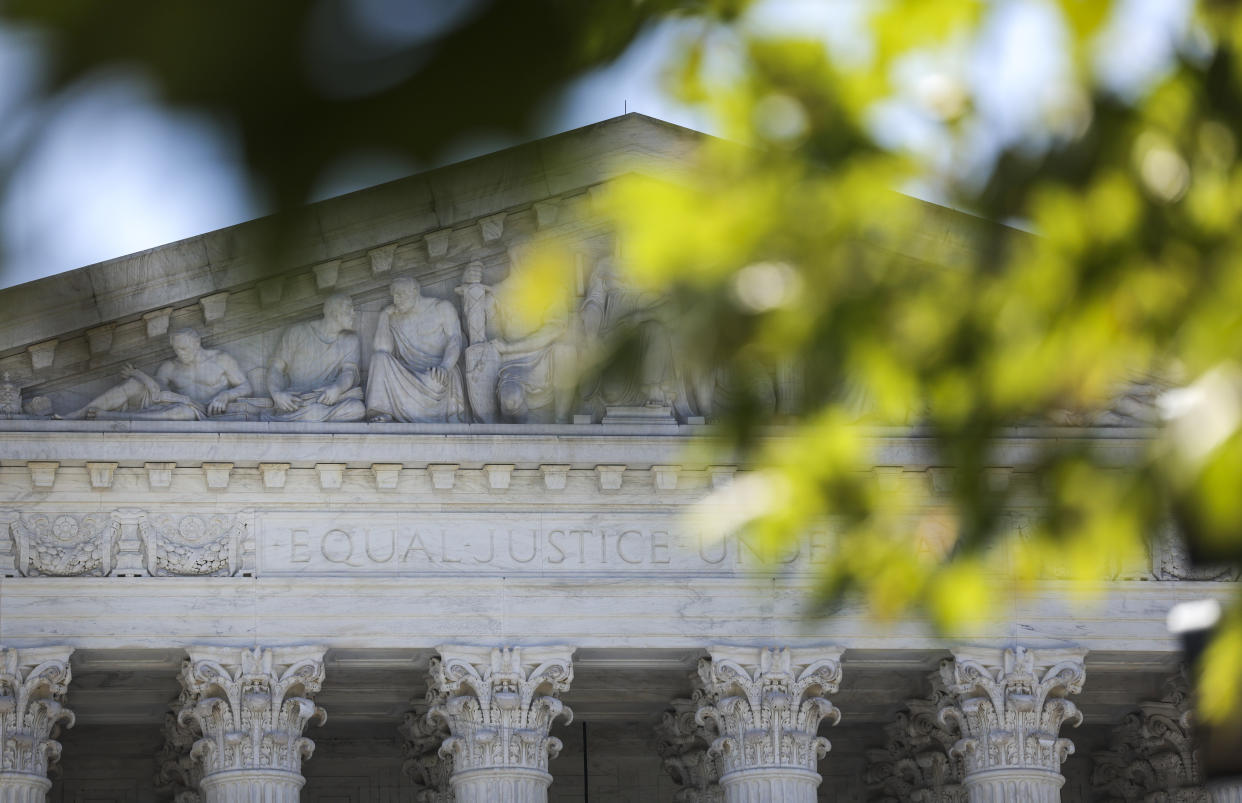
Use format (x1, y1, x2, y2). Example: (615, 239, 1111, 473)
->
(0, 115, 1236, 801)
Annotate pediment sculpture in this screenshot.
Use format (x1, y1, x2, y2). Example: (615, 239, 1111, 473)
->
(13, 249, 772, 426)
(59, 328, 251, 421)
(263, 292, 366, 422)
(366, 276, 467, 423)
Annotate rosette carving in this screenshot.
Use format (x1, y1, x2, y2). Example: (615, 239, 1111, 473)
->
(6, 512, 118, 577)
(139, 513, 245, 577)
(426, 645, 574, 779)
(938, 646, 1086, 787)
(0, 646, 75, 783)
(177, 646, 326, 780)
(694, 646, 843, 779)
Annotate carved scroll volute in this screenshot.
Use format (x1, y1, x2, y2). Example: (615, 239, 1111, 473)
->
(177, 646, 327, 778)
(938, 647, 1086, 778)
(694, 646, 844, 777)
(0, 646, 76, 780)
(398, 709, 453, 803)
(426, 645, 575, 776)
(7, 512, 119, 577)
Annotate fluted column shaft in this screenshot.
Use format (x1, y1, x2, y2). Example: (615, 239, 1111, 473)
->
(962, 768, 1062, 802)
(694, 646, 843, 803)
(1212, 781, 1242, 803)
(0, 646, 75, 803)
(940, 647, 1086, 803)
(178, 646, 326, 803)
(451, 767, 550, 803)
(198, 770, 302, 802)
(427, 645, 575, 803)
(719, 767, 819, 802)
(0, 775, 51, 803)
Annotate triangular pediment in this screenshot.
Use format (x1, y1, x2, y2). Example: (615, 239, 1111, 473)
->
(0, 114, 706, 422)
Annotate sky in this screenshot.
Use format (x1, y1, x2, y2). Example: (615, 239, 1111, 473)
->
(0, 0, 1190, 289)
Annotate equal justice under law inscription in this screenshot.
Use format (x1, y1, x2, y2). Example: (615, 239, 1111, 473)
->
(260, 511, 833, 576)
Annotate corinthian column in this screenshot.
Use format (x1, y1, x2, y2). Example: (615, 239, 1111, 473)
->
(426, 645, 574, 803)
(177, 646, 327, 803)
(865, 673, 965, 802)
(0, 647, 74, 803)
(655, 693, 723, 802)
(694, 646, 843, 803)
(939, 646, 1087, 803)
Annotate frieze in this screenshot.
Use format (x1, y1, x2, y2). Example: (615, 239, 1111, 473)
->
(0, 506, 1230, 581)
(0, 510, 253, 578)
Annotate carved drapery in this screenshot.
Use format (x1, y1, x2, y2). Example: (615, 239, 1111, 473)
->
(694, 646, 843, 803)
(655, 693, 723, 803)
(177, 646, 326, 803)
(939, 646, 1086, 803)
(426, 645, 574, 803)
(400, 708, 454, 803)
(865, 674, 965, 803)
(1093, 672, 1207, 802)
(0, 646, 74, 802)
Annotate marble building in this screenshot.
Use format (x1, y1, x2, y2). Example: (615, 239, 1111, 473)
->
(0, 114, 1236, 802)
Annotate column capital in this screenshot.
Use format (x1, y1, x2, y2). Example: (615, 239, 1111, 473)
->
(177, 645, 326, 782)
(939, 646, 1086, 783)
(427, 644, 574, 781)
(655, 693, 724, 803)
(695, 645, 843, 786)
(0, 646, 75, 782)
(1093, 671, 1206, 801)
(865, 674, 965, 803)
(399, 709, 453, 803)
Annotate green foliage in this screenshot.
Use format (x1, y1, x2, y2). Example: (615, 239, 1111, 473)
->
(602, 0, 1242, 724)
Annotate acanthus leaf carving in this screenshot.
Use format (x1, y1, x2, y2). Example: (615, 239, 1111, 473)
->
(694, 646, 843, 783)
(864, 674, 965, 803)
(176, 646, 327, 781)
(0, 646, 75, 783)
(656, 689, 724, 803)
(155, 690, 203, 803)
(398, 708, 454, 803)
(938, 646, 1086, 788)
(1092, 670, 1208, 802)
(426, 645, 574, 779)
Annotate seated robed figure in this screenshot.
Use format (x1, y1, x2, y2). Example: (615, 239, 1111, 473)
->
(263, 293, 366, 422)
(365, 276, 467, 423)
(61, 328, 251, 420)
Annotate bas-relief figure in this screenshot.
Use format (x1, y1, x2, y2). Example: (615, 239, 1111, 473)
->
(36, 249, 787, 426)
(61, 328, 251, 421)
(264, 293, 366, 422)
(365, 276, 467, 423)
(464, 247, 577, 423)
(578, 255, 680, 410)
